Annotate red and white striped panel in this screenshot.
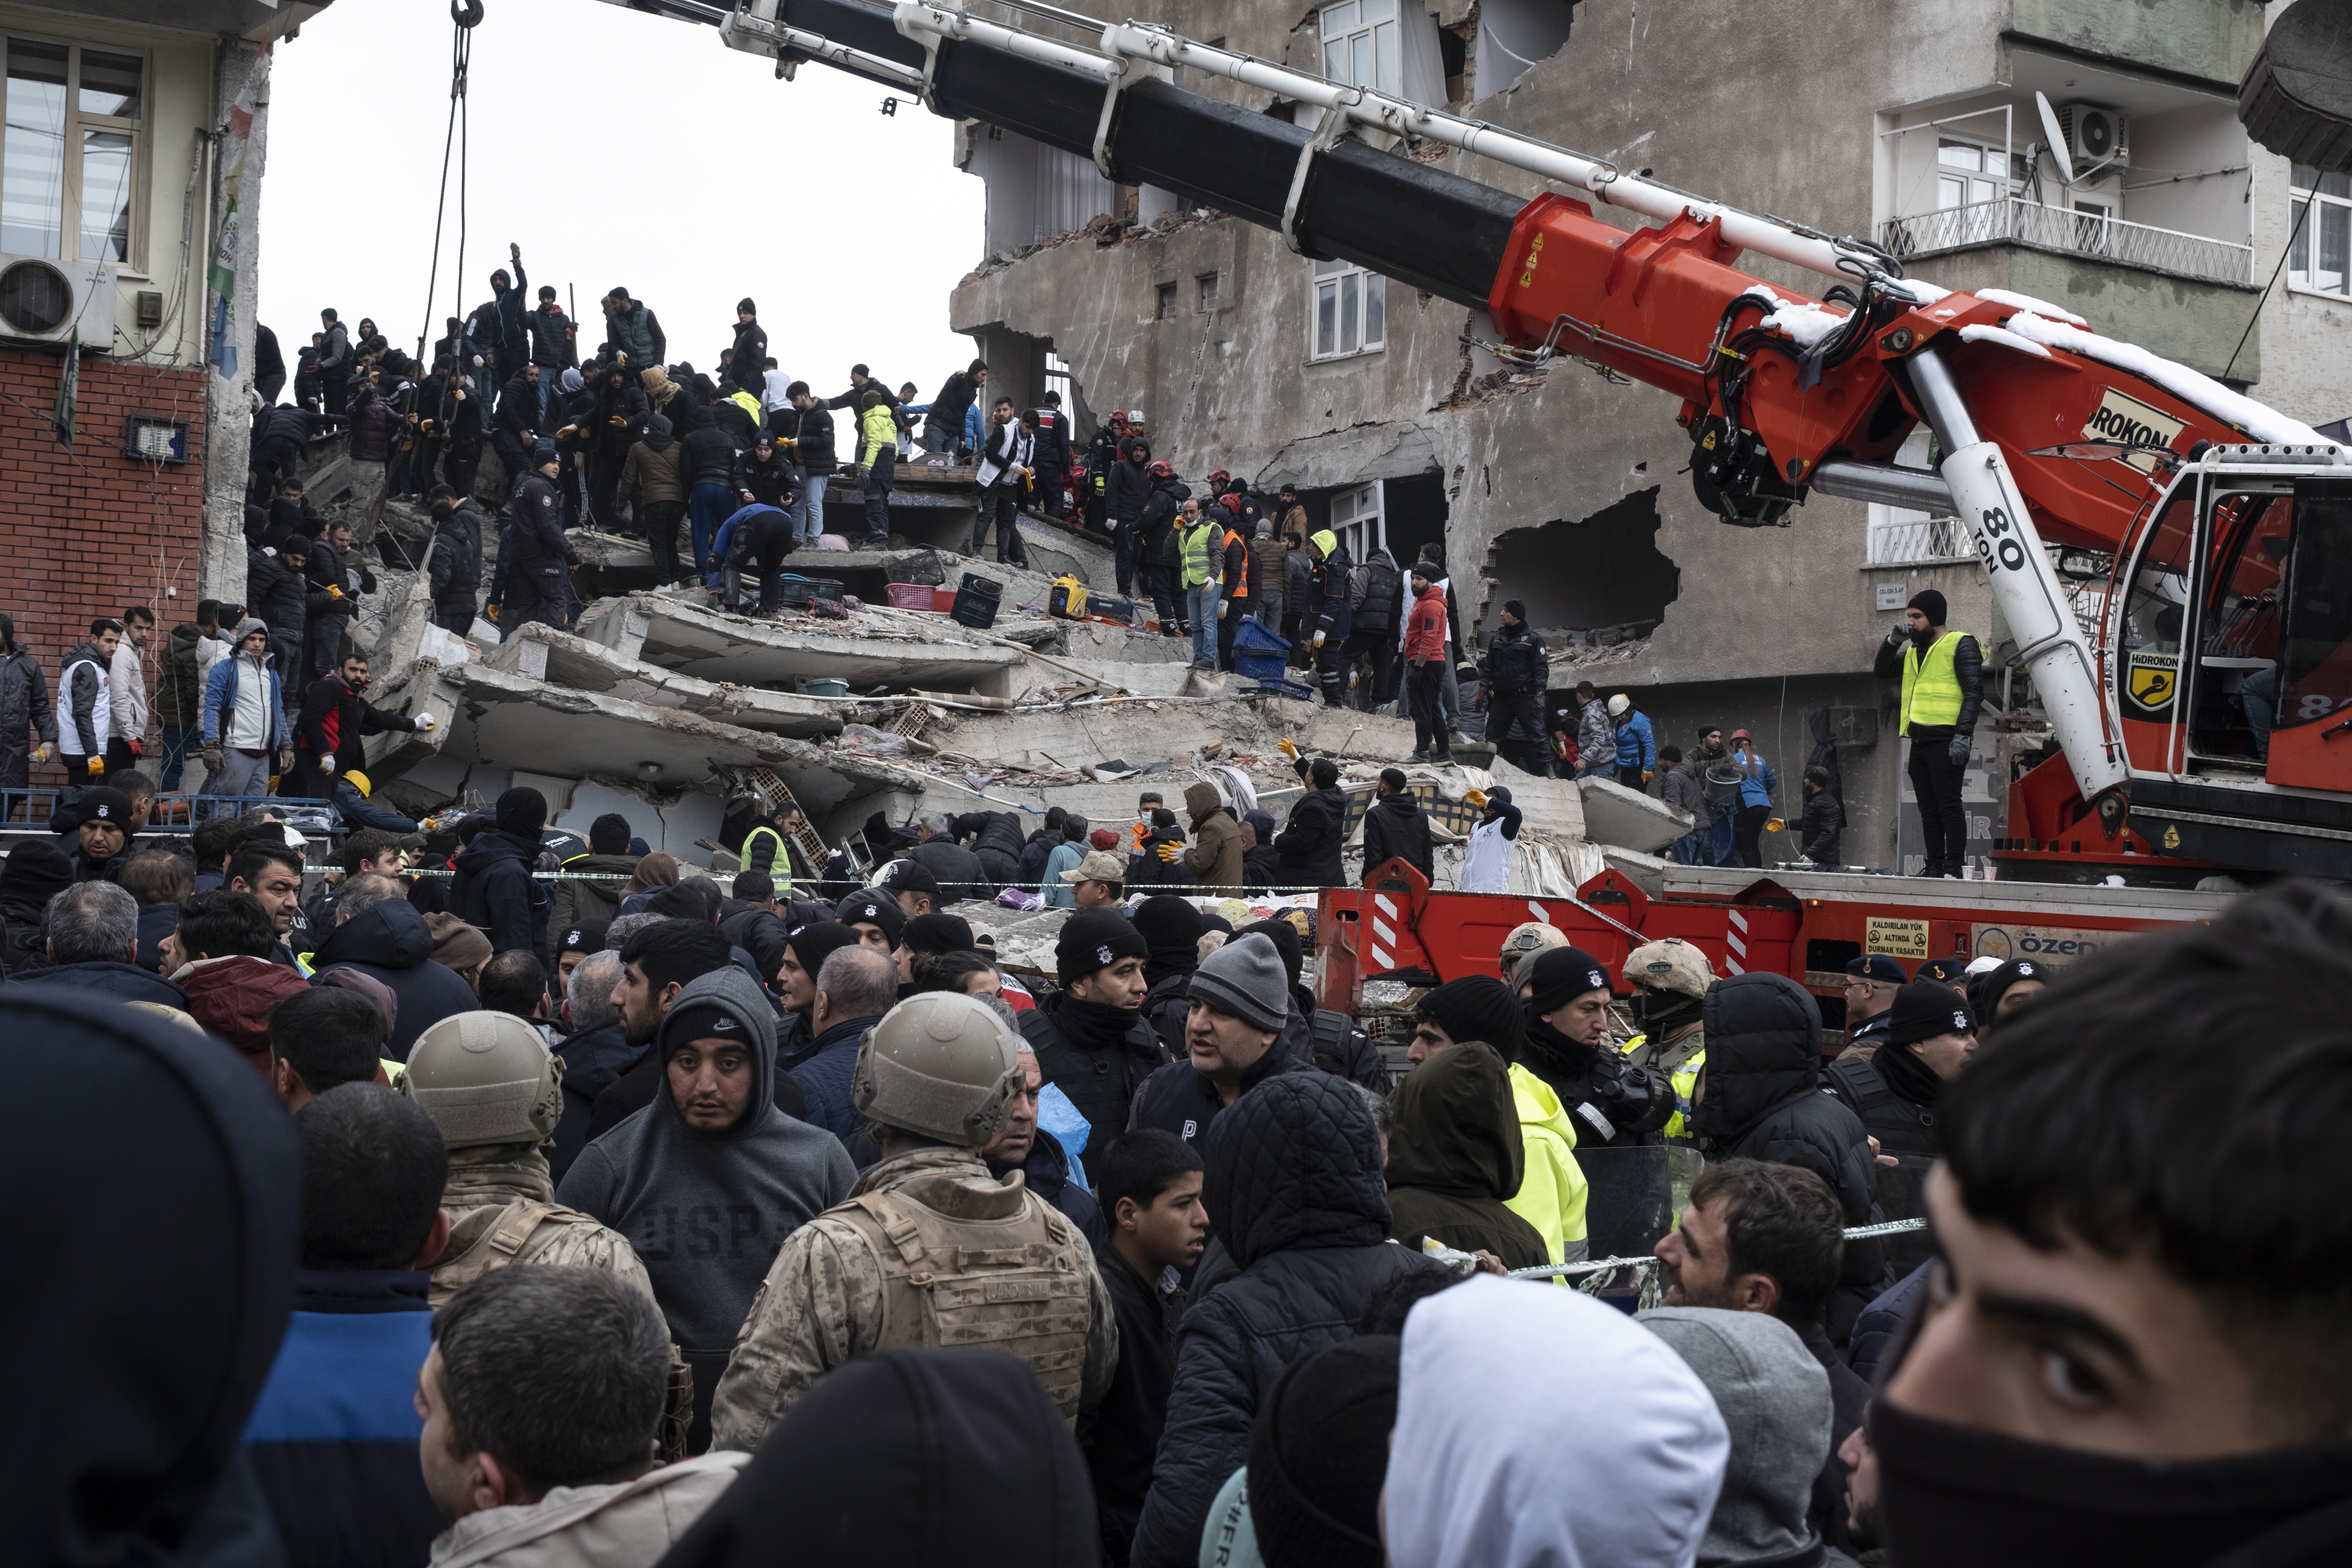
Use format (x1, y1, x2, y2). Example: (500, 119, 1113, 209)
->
(1369, 893, 1401, 974)
(1725, 908, 1748, 975)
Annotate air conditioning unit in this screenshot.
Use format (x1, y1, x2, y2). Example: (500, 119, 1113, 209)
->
(2055, 101, 2129, 171)
(0, 256, 115, 348)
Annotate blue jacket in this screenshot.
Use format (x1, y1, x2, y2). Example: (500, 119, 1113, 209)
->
(1848, 1259, 1930, 1387)
(334, 780, 420, 834)
(1612, 710, 1655, 772)
(789, 1012, 884, 1140)
(240, 1270, 443, 1568)
(1735, 751, 1777, 809)
(963, 400, 983, 452)
(200, 655, 288, 748)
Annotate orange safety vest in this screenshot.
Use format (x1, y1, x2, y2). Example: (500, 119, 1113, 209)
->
(1220, 525, 1250, 600)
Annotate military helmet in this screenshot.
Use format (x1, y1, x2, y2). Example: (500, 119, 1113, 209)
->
(1622, 937, 1715, 1002)
(851, 991, 1023, 1148)
(399, 1012, 564, 1148)
(1498, 920, 1570, 978)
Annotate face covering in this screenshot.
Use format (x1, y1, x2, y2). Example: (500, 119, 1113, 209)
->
(1873, 1395, 2352, 1568)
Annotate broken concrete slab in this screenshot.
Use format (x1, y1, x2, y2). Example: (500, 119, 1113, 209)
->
(1576, 775, 1690, 854)
(482, 623, 855, 739)
(575, 593, 1041, 698)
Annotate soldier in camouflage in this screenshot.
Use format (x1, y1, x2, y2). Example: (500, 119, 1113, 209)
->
(400, 1011, 657, 1311)
(710, 990, 1119, 1450)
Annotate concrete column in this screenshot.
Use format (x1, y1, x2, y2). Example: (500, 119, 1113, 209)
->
(199, 37, 270, 607)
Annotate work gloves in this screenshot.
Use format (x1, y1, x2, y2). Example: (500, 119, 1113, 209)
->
(86, 756, 106, 779)
(320, 753, 335, 774)
(201, 745, 222, 772)
(31, 744, 50, 765)
(1948, 734, 1971, 767)
(1217, 601, 1228, 620)
(1312, 630, 1326, 648)
(1156, 841, 1180, 863)
(484, 604, 501, 623)
(276, 746, 294, 773)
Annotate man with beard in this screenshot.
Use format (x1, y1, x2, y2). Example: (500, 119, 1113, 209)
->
(1872, 588, 1982, 879)
(1513, 945, 1674, 1150)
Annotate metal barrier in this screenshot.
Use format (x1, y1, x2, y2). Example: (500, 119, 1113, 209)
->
(1882, 197, 2253, 287)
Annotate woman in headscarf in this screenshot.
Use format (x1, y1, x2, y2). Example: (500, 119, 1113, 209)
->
(616, 851, 681, 917)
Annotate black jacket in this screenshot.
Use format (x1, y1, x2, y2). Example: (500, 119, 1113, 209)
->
(447, 828, 550, 967)
(246, 549, 309, 653)
(679, 423, 739, 492)
(0, 639, 55, 775)
(259, 403, 312, 447)
(1128, 1072, 1426, 1568)
(1689, 972, 1888, 1328)
(1360, 792, 1432, 883)
(742, 448, 796, 511)
(729, 319, 768, 389)
(1105, 456, 1154, 527)
(525, 303, 574, 368)
(775, 403, 835, 473)
(1272, 785, 1348, 890)
(293, 674, 423, 760)
(1799, 787, 1844, 865)
(495, 373, 539, 436)
(1518, 1019, 1674, 1148)
(429, 501, 485, 612)
(549, 1015, 632, 1183)
(1087, 1243, 1183, 1566)
(1022, 989, 1167, 1167)
(507, 473, 572, 569)
(1018, 828, 1064, 887)
(8, 960, 188, 1009)
(1483, 619, 1549, 698)
(1127, 1033, 1317, 1152)
(307, 899, 481, 1060)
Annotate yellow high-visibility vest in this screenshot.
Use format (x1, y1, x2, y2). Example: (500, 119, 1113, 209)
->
(1900, 631, 1970, 732)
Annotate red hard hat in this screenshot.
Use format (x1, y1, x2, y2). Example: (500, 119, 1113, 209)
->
(1732, 728, 1752, 741)
(1148, 460, 1174, 478)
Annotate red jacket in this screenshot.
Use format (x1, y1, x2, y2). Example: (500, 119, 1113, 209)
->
(1404, 582, 1447, 663)
(178, 955, 311, 1075)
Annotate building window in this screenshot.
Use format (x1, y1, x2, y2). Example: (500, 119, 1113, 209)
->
(1311, 257, 1385, 359)
(1320, 0, 1400, 95)
(1155, 280, 1177, 319)
(1197, 271, 1218, 311)
(3, 38, 142, 265)
(1329, 481, 1383, 564)
(2290, 162, 2352, 297)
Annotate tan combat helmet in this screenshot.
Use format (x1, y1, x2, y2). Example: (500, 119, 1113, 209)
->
(399, 1012, 564, 1147)
(1499, 919, 1570, 979)
(851, 990, 1024, 1147)
(1622, 937, 1716, 1003)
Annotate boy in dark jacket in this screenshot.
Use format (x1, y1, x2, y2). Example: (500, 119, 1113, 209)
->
(1798, 766, 1843, 867)
(1361, 767, 1433, 884)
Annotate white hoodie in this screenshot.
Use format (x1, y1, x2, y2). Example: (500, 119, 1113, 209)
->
(1387, 1277, 1729, 1568)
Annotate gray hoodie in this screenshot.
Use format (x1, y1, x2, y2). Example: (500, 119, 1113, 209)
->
(1638, 1307, 1832, 1568)
(556, 966, 856, 1370)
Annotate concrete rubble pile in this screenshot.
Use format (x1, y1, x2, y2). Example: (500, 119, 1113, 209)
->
(323, 471, 1689, 902)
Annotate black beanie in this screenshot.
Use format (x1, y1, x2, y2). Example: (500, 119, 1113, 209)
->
(835, 889, 906, 948)
(903, 913, 975, 956)
(1056, 908, 1148, 985)
(1235, 919, 1303, 991)
(1907, 588, 1948, 626)
(495, 786, 547, 841)
(1967, 957, 2045, 1021)
(1885, 980, 1975, 1049)
(784, 919, 862, 981)
(75, 787, 134, 830)
(1133, 894, 1203, 969)
(1245, 1334, 1402, 1568)
(1522, 946, 1614, 1017)
(1418, 974, 1525, 1058)
(737, 297, 756, 315)
(0, 838, 73, 904)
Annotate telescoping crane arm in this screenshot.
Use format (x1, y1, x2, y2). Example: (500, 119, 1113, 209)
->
(614, 0, 2344, 845)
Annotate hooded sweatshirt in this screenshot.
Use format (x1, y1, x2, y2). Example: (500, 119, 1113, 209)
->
(1637, 1308, 1831, 1568)
(308, 897, 482, 1060)
(556, 966, 857, 1395)
(449, 827, 549, 966)
(1384, 1040, 1550, 1269)
(173, 954, 310, 1074)
(0, 989, 300, 1568)
(1387, 1277, 1730, 1568)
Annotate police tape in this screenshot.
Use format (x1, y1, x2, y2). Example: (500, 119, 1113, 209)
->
(1507, 1217, 1927, 1303)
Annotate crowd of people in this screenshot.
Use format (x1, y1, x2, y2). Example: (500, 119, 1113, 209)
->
(16, 770, 2347, 1568)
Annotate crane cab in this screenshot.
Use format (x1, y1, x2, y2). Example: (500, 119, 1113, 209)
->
(2112, 448, 2352, 876)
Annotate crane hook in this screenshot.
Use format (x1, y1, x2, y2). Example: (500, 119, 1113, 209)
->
(452, 0, 484, 27)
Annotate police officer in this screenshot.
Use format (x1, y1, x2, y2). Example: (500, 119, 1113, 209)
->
(1619, 938, 1712, 1143)
(490, 441, 577, 632)
(1823, 980, 1978, 1161)
(709, 990, 1118, 1449)
(401, 1012, 657, 1310)
(1842, 954, 1906, 1054)
(1872, 588, 1983, 878)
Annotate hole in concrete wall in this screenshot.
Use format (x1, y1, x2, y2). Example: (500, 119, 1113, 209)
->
(1489, 485, 1677, 635)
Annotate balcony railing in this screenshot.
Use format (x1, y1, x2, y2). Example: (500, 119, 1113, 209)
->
(1882, 197, 2254, 287)
(1867, 515, 1974, 566)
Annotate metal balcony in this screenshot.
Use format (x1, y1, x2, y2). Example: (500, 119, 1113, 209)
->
(1882, 197, 2253, 287)
(1866, 515, 1974, 567)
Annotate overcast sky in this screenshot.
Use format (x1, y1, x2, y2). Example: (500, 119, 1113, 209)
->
(256, 0, 986, 392)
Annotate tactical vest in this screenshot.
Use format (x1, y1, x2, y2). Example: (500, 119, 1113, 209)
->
(1824, 1053, 1937, 1159)
(1623, 1026, 1707, 1143)
(1020, 1003, 1166, 1164)
(831, 1181, 1094, 1422)
(428, 1199, 606, 1309)
(1900, 630, 1970, 732)
(1355, 557, 1400, 633)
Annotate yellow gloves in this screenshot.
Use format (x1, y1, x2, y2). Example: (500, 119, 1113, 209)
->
(1278, 738, 1298, 761)
(86, 756, 105, 778)
(485, 604, 501, 623)
(1156, 841, 1180, 863)
(1465, 789, 1488, 808)
(1642, 770, 1654, 784)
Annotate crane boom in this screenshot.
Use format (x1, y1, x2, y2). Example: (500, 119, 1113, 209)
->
(605, 0, 2352, 880)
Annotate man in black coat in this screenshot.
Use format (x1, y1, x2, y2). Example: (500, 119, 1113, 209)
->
(448, 788, 552, 968)
(1127, 1070, 1431, 1568)
(246, 535, 310, 686)
(1104, 436, 1156, 597)
(425, 487, 484, 636)
(1516, 945, 1676, 1149)
(1021, 909, 1166, 1167)
(1482, 599, 1553, 776)
(1360, 767, 1432, 884)
(306, 876, 480, 1060)
(1687, 970, 1889, 1340)
(491, 446, 576, 632)
(1272, 756, 1348, 890)
(1029, 390, 1072, 518)
(952, 809, 1027, 891)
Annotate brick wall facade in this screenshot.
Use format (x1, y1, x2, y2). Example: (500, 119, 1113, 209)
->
(0, 347, 208, 778)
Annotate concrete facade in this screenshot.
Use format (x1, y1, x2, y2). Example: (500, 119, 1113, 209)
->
(941, 0, 2343, 874)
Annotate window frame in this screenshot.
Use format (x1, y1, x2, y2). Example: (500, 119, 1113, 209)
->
(1318, 0, 1400, 97)
(1, 32, 149, 271)
(1328, 480, 1383, 565)
(1308, 255, 1386, 361)
(2288, 162, 2352, 302)
(1154, 280, 1177, 320)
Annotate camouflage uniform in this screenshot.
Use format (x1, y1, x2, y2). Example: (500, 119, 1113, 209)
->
(709, 1145, 1118, 1452)
(429, 1143, 658, 1311)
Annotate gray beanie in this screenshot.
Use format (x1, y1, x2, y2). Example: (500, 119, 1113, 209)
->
(1188, 931, 1288, 1034)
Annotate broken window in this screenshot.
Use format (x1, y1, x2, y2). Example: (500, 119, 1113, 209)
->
(1311, 257, 1385, 359)
(1330, 482, 1383, 563)
(1489, 488, 1678, 641)
(1156, 281, 1178, 319)
(1197, 271, 1219, 311)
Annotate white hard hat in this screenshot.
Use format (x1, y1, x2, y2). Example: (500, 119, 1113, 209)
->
(1606, 694, 1631, 717)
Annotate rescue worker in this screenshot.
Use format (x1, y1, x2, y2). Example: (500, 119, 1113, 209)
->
(1301, 528, 1354, 708)
(1212, 497, 1253, 671)
(1871, 588, 1982, 879)
(1822, 981, 1977, 1161)
(55, 619, 123, 790)
(1176, 498, 1222, 671)
(1029, 389, 1071, 519)
(1482, 599, 1551, 776)
(488, 444, 576, 632)
(1619, 937, 1713, 1142)
(400, 1012, 657, 1310)
(1608, 694, 1656, 789)
(709, 989, 1118, 1448)
(739, 799, 804, 886)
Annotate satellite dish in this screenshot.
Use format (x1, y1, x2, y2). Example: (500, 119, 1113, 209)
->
(2035, 91, 2074, 183)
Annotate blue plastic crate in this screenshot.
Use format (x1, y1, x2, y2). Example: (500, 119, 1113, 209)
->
(1254, 677, 1317, 700)
(1232, 617, 1289, 654)
(1234, 651, 1289, 682)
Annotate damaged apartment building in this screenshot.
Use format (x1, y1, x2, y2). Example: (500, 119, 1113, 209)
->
(946, 0, 2350, 873)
